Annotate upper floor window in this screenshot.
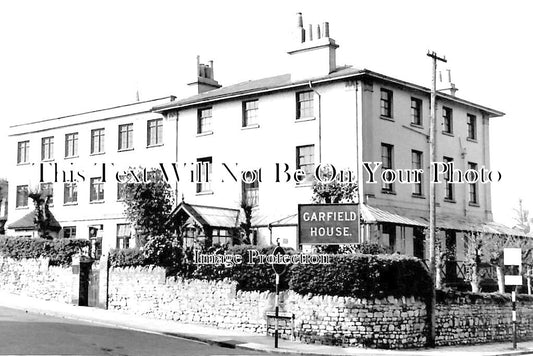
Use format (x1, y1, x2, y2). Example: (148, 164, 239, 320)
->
(118, 124, 133, 150)
(91, 128, 105, 154)
(296, 145, 315, 183)
(443, 156, 454, 201)
(467, 114, 477, 140)
(242, 170, 260, 206)
(147, 119, 163, 146)
(65, 133, 79, 158)
(17, 140, 30, 164)
(197, 108, 212, 134)
(380, 89, 393, 118)
(411, 150, 423, 196)
(442, 107, 453, 134)
(40, 182, 54, 205)
(117, 181, 128, 201)
(296, 91, 314, 120)
(468, 162, 478, 204)
(411, 98, 422, 126)
(41, 137, 54, 161)
(90, 177, 105, 202)
(16, 185, 28, 208)
(196, 157, 212, 193)
(242, 100, 259, 127)
(64, 182, 78, 204)
(381, 143, 394, 192)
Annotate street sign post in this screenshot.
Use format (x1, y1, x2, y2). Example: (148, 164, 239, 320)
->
(271, 244, 286, 349)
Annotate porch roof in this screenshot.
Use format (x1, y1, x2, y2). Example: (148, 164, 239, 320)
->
(7, 210, 61, 231)
(170, 202, 240, 229)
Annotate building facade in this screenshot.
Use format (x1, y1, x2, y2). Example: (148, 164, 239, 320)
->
(154, 14, 509, 258)
(6, 14, 519, 275)
(6, 97, 176, 251)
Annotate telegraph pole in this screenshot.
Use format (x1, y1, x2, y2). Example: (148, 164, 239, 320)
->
(427, 50, 446, 348)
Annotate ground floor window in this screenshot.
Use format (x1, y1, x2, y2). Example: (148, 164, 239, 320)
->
(63, 226, 76, 239)
(116, 224, 131, 249)
(413, 227, 425, 259)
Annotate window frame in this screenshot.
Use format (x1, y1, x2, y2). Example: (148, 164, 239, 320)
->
(468, 162, 479, 205)
(381, 143, 394, 192)
(63, 226, 77, 239)
(89, 177, 105, 203)
(65, 132, 79, 158)
(147, 118, 163, 147)
(296, 91, 314, 120)
(16, 185, 29, 208)
(242, 170, 260, 206)
(17, 140, 30, 164)
(411, 150, 423, 196)
(90, 128, 105, 155)
(197, 108, 213, 134)
(467, 114, 477, 140)
(41, 136, 54, 161)
(196, 157, 213, 193)
(116, 223, 132, 249)
(443, 156, 454, 201)
(442, 106, 453, 134)
(296, 144, 315, 183)
(410, 97, 422, 126)
(242, 99, 259, 127)
(118, 123, 134, 151)
(63, 182, 78, 205)
(40, 182, 54, 205)
(380, 88, 393, 118)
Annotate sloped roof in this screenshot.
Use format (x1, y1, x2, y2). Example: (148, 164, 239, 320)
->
(171, 202, 240, 229)
(154, 67, 362, 111)
(361, 204, 529, 238)
(8, 210, 61, 231)
(153, 67, 503, 117)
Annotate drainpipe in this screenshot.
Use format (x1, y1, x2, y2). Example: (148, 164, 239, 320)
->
(308, 81, 322, 164)
(174, 110, 179, 205)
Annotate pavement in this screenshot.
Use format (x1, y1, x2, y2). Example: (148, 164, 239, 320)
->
(0, 291, 532, 356)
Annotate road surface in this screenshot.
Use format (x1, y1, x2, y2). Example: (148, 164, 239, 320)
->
(0, 306, 268, 355)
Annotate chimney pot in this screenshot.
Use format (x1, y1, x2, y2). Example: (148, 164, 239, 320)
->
(323, 22, 330, 37)
(308, 24, 313, 41)
(297, 12, 303, 28)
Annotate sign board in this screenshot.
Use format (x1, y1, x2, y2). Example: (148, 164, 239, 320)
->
(505, 275, 523, 286)
(504, 248, 522, 265)
(271, 246, 287, 275)
(298, 204, 358, 244)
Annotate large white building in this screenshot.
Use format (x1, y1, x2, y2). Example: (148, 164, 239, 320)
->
(6, 97, 176, 252)
(6, 14, 522, 280)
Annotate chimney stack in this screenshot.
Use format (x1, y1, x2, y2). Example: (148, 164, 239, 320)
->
(186, 55, 222, 96)
(287, 12, 339, 81)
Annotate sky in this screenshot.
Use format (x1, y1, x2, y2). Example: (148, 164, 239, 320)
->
(0, 0, 531, 226)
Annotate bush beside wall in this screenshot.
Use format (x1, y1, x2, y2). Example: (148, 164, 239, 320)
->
(0, 236, 90, 266)
(289, 254, 432, 299)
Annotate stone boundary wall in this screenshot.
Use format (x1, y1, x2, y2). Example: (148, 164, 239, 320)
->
(436, 295, 533, 346)
(0, 257, 71, 303)
(108, 266, 427, 348)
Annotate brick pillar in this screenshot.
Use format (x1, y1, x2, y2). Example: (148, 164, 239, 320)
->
(98, 254, 109, 309)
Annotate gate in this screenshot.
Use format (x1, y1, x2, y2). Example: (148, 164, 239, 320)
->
(77, 260, 100, 307)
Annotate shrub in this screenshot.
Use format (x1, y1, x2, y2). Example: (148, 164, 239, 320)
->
(0, 236, 90, 266)
(108, 247, 149, 268)
(289, 253, 431, 299)
(315, 242, 390, 255)
(192, 245, 293, 292)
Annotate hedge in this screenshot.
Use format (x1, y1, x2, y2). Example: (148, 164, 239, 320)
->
(108, 247, 149, 268)
(289, 253, 432, 299)
(192, 245, 293, 292)
(108, 244, 432, 298)
(0, 236, 90, 266)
